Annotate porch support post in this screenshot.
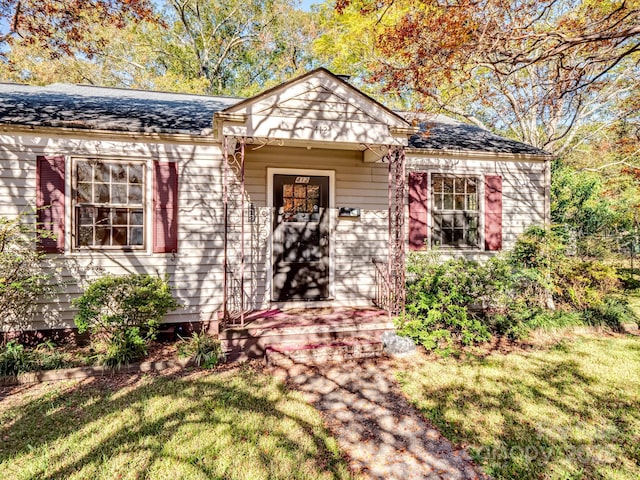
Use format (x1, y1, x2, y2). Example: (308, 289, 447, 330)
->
(239, 137, 246, 327)
(387, 146, 406, 315)
(222, 134, 247, 326)
(223, 136, 230, 321)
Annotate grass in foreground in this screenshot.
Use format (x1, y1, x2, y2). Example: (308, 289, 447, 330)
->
(0, 365, 355, 480)
(627, 290, 640, 319)
(395, 334, 640, 480)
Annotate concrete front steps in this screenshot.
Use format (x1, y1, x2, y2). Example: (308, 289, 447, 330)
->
(220, 308, 394, 362)
(265, 339, 384, 366)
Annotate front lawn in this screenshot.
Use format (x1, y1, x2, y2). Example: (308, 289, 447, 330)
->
(0, 365, 356, 480)
(395, 334, 640, 479)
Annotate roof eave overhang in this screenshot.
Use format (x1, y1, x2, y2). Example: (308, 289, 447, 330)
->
(0, 123, 218, 144)
(405, 146, 553, 162)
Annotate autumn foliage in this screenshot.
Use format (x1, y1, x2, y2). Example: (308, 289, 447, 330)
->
(0, 0, 158, 57)
(333, 0, 639, 153)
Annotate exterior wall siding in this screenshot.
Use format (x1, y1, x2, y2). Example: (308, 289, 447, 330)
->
(0, 130, 225, 331)
(1, 128, 547, 332)
(405, 154, 548, 261)
(241, 145, 389, 309)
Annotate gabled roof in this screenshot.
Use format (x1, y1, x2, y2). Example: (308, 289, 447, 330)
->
(0, 76, 549, 156)
(0, 82, 241, 135)
(219, 68, 412, 146)
(402, 113, 550, 156)
(224, 68, 411, 128)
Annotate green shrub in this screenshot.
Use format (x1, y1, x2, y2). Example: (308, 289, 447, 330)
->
(99, 327, 149, 368)
(177, 330, 224, 368)
(0, 340, 69, 376)
(509, 225, 565, 270)
(73, 274, 179, 366)
(73, 274, 179, 339)
(552, 257, 620, 310)
(582, 297, 638, 330)
(509, 226, 622, 310)
(0, 215, 55, 332)
(399, 254, 491, 354)
(400, 226, 633, 353)
(0, 341, 35, 376)
(32, 340, 68, 371)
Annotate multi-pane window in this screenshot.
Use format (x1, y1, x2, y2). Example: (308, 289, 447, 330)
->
(282, 183, 321, 222)
(74, 159, 145, 248)
(432, 175, 479, 248)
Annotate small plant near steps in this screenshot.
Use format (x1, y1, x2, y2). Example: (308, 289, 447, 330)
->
(265, 339, 384, 366)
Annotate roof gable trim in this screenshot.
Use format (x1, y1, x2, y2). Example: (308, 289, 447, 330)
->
(224, 68, 410, 128)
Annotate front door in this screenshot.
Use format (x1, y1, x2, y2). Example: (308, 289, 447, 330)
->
(273, 174, 330, 301)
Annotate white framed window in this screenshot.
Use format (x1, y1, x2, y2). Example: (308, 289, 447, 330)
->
(72, 158, 146, 249)
(432, 175, 480, 248)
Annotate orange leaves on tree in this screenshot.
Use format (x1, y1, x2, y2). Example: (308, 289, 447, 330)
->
(0, 0, 159, 58)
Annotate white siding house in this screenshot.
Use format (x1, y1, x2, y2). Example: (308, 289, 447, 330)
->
(0, 69, 551, 334)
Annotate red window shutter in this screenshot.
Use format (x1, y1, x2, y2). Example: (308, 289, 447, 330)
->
(36, 156, 65, 253)
(484, 175, 503, 251)
(153, 161, 179, 253)
(408, 172, 429, 251)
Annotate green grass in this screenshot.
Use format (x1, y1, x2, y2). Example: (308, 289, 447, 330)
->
(0, 365, 356, 480)
(394, 335, 640, 480)
(627, 290, 640, 319)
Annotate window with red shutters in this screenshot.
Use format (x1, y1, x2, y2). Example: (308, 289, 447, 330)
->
(153, 161, 178, 254)
(431, 175, 480, 249)
(36, 156, 65, 253)
(408, 172, 503, 251)
(73, 158, 145, 249)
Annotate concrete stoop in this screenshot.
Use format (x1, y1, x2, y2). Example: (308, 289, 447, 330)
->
(220, 308, 395, 362)
(265, 339, 384, 366)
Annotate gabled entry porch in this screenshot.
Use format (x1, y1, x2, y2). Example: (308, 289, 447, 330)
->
(214, 69, 413, 347)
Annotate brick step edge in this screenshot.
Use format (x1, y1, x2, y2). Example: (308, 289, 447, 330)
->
(0, 358, 195, 387)
(265, 340, 384, 366)
(222, 322, 395, 339)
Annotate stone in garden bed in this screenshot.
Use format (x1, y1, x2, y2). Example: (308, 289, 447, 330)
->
(381, 331, 416, 357)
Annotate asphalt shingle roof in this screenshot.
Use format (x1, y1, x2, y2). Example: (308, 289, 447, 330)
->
(403, 113, 549, 156)
(0, 82, 549, 155)
(0, 83, 241, 135)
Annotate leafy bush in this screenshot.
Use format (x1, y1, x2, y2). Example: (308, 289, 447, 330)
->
(509, 225, 565, 270)
(73, 274, 179, 339)
(582, 297, 638, 330)
(0, 341, 35, 376)
(0, 340, 69, 376)
(399, 254, 491, 354)
(552, 257, 620, 310)
(400, 225, 635, 353)
(73, 274, 179, 366)
(0, 215, 55, 332)
(99, 327, 149, 368)
(33, 340, 68, 371)
(177, 330, 224, 368)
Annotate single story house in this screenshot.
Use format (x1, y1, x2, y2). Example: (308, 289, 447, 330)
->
(0, 68, 551, 342)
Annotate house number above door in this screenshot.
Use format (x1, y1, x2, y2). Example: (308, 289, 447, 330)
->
(295, 176, 310, 184)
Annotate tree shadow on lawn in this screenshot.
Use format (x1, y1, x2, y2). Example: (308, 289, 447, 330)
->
(0, 366, 354, 480)
(402, 350, 640, 480)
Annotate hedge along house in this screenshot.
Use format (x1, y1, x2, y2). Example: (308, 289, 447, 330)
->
(0, 69, 550, 355)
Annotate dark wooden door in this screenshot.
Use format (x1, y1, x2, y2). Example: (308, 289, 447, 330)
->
(273, 174, 330, 301)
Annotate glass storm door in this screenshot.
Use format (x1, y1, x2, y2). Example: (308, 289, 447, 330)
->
(273, 174, 330, 301)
